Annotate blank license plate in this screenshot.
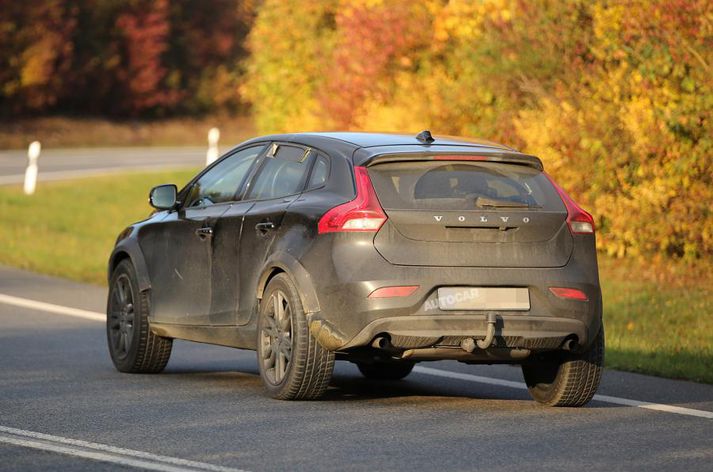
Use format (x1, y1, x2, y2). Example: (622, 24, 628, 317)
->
(437, 287, 530, 311)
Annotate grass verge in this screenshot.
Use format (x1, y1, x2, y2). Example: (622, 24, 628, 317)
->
(0, 169, 197, 283)
(0, 171, 711, 383)
(0, 115, 255, 149)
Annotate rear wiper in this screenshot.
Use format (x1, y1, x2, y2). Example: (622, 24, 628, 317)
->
(475, 196, 530, 208)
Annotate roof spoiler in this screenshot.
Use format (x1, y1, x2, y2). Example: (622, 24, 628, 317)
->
(365, 152, 544, 171)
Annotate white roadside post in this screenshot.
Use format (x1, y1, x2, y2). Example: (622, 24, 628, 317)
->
(24, 141, 41, 195)
(206, 127, 220, 166)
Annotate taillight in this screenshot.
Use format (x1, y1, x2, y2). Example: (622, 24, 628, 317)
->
(549, 287, 589, 301)
(317, 166, 387, 234)
(544, 173, 595, 234)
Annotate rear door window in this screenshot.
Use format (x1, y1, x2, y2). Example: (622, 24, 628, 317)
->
(247, 144, 313, 200)
(368, 161, 564, 211)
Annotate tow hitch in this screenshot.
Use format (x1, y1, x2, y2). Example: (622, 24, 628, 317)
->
(461, 312, 497, 352)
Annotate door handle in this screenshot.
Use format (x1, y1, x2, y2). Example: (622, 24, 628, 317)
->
(195, 226, 213, 240)
(255, 221, 276, 232)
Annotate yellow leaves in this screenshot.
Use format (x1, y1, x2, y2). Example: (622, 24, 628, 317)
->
(591, 2, 626, 60)
(20, 36, 57, 88)
(432, 0, 506, 44)
(622, 95, 657, 155)
(341, 0, 384, 9)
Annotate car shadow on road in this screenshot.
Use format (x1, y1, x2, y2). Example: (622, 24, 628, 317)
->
(329, 377, 509, 401)
(158, 356, 612, 409)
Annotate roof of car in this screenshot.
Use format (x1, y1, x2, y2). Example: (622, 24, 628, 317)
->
(237, 131, 542, 169)
(301, 132, 515, 150)
(243, 131, 513, 150)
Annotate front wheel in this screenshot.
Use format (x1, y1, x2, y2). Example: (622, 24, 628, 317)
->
(257, 273, 334, 400)
(521, 328, 604, 407)
(107, 259, 172, 373)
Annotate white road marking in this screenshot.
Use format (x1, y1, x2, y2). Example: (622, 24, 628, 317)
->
(414, 366, 713, 419)
(1, 293, 712, 421)
(0, 294, 105, 322)
(0, 426, 247, 472)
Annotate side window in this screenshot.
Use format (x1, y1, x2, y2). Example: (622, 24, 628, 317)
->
(184, 145, 263, 207)
(307, 154, 330, 190)
(247, 145, 313, 200)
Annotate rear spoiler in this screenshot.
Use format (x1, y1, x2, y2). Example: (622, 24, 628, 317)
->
(364, 152, 544, 171)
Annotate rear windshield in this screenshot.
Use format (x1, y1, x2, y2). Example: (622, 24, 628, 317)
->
(367, 161, 564, 211)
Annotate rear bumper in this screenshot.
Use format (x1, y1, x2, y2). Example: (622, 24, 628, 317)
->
(309, 312, 595, 354)
(301, 232, 602, 355)
(337, 314, 589, 350)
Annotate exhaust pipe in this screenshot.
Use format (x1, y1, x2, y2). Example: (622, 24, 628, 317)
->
(476, 312, 497, 349)
(562, 338, 579, 352)
(371, 336, 391, 349)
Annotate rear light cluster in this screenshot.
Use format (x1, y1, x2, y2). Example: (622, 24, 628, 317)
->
(544, 173, 595, 234)
(318, 166, 387, 234)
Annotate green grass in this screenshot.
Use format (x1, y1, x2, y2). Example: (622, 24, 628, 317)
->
(0, 172, 711, 383)
(0, 169, 198, 284)
(599, 258, 713, 383)
(0, 115, 255, 149)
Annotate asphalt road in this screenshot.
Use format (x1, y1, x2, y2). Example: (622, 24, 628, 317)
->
(0, 147, 205, 184)
(1, 265, 712, 472)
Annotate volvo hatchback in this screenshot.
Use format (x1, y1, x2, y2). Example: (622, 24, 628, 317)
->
(107, 131, 604, 406)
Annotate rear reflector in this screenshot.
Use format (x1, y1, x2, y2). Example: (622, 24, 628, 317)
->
(544, 173, 595, 234)
(368, 285, 419, 298)
(318, 166, 387, 233)
(549, 287, 589, 301)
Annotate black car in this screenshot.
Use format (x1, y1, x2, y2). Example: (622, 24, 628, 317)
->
(107, 131, 603, 406)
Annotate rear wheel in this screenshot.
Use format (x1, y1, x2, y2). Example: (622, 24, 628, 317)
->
(521, 328, 604, 407)
(257, 273, 334, 400)
(107, 259, 172, 373)
(356, 360, 415, 380)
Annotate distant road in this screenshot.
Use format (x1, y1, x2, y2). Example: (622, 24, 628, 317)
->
(0, 147, 206, 184)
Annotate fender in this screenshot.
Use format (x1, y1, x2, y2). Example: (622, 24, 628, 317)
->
(108, 229, 152, 292)
(255, 251, 320, 315)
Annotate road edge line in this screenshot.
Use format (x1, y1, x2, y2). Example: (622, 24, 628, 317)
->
(413, 366, 713, 419)
(0, 293, 105, 321)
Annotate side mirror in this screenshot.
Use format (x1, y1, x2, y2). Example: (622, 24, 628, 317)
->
(149, 184, 177, 210)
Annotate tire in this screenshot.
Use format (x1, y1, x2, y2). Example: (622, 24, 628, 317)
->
(257, 273, 334, 400)
(356, 361, 415, 380)
(106, 259, 172, 373)
(522, 328, 604, 407)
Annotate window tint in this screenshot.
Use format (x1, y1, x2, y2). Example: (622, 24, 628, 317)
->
(185, 145, 263, 207)
(368, 161, 564, 211)
(247, 145, 312, 200)
(307, 154, 329, 189)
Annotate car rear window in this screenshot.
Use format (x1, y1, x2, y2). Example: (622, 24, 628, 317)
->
(367, 161, 564, 211)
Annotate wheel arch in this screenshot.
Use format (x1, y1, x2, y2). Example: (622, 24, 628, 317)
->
(256, 253, 320, 315)
(108, 241, 152, 292)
